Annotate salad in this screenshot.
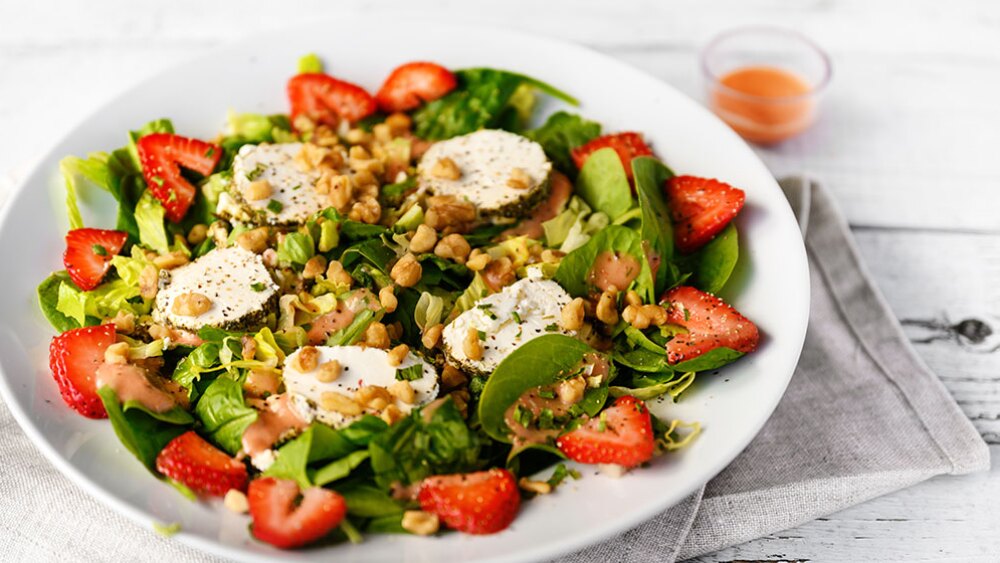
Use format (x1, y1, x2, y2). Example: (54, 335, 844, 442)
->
(37, 54, 759, 548)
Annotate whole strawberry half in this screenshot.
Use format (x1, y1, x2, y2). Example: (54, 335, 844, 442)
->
(248, 477, 347, 549)
(418, 468, 521, 535)
(556, 395, 655, 469)
(661, 285, 759, 364)
(48, 324, 117, 418)
(665, 175, 745, 253)
(155, 431, 248, 497)
(375, 61, 457, 113)
(63, 228, 128, 291)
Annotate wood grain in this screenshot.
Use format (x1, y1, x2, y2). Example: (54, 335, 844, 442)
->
(0, 0, 998, 561)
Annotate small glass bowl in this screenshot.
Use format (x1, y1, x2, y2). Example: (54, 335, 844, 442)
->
(701, 26, 831, 144)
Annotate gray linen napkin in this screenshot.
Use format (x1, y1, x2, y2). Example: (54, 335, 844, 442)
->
(560, 177, 991, 562)
(0, 178, 989, 562)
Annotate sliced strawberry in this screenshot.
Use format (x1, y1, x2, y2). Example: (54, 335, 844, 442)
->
(375, 62, 457, 113)
(418, 468, 520, 535)
(248, 477, 347, 549)
(665, 175, 745, 253)
(48, 324, 116, 418)
(570, 132, 653, 181)
(63, 228, 128, 291)
(661, 285, 759, 364)
(155, 431, 247, 497)
(136, 133, 221, 223)
(556, 395, 655, 469)
(288, 73, 376, 128)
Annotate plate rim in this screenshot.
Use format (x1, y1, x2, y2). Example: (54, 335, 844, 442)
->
(0, 19, 810, 562)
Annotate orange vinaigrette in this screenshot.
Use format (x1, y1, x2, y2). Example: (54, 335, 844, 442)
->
(711, 65, 815, 144)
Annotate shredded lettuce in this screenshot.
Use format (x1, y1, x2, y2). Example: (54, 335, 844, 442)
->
(252, 327, 285, 364)
(414, 291, 446, 331)
(135, 191, 170, 254)
(59, 153, 112, 229)
(318, 219, 340, 253)
(277, 232, 315, 266)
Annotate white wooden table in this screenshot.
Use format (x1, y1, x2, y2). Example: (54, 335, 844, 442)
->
(2, 1, 998, 560)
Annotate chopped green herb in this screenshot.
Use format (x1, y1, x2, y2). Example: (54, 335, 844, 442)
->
(250, 282, 267, 292)
(396, 364, 423, 381)
(597, 411, 608, 432)
(683, 307, 690, 322)
(246, 163, 266, 181)
(150, 175, 165, 187)
(511, 311, 522, 323)
(513, 404, 533, 428)
(91, 244, 108, 256)
(167, 191, 177, 202)
(547, 463, 582, 488)
(477, 330, 486, 341)
(515, 327, 523, 338)
(538, 388, 556, 400)
(544, 323, 560, 332)
(266, 199, 284, 213)
(290, 184, 302, 191)
(476, 304, 498, 320)
(538, 408, 555, 429)
(204, 147, 215, 158)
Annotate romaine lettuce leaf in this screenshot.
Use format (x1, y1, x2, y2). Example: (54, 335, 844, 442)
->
(135, 191, 170, 254)
(37, 271, 82, 332)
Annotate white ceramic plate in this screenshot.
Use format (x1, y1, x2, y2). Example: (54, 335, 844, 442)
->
(0, 20, 809, 562)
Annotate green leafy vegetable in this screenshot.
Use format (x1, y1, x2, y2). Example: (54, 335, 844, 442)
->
(135, 191, 170, 254)
(395, 364, 423, 381)
(575, 147, 632, 220)
(313, 450, 371, 486)
(326, 309, 378, 346)
(478, 334, 593, 443)
(37, 272, 83, 332)
(265, 418, 387, 489)
(525, 111, 601, 174)
(97, 386, 188, 472)
(277, 231, 315, 265)
(632, 156, 677, 294)
(672, 347, 744, 373)
(59, 153, 112, 230)
(554, 225, 654, 301)
(336, 482, 406, 518)
(172, 342, 222, 400)
(693, 223, 739, 294)
(413, 68, 576, 140)
(193, 375, 257, 455)
(369, 397, 479, 489)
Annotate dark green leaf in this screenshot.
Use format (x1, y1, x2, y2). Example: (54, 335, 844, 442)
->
(554, 225, 654, 300)
(632, 156, 678, 294)
(97, 386, 188, 472)
(575, 147, 632, 220)
(524, 111, 601, 174)
(672, 347, 744, 373)
(478, 334, 593, 443)
(265, 418, 387, 489)
(693, 223, 739, 294)
(193, 375, 257, 455)
(335, 481, 405, 518)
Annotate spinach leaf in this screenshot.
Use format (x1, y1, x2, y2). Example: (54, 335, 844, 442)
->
(369, 398, 479, 489)
(575, 147, 632, 220)
(693, 223, 739, 295)
(417, 254, 471, 291)
(478, 334, 593, 443)
(313, 450, 370, 486)
(336, 481, 406, 518)
(553, 225, 654, 301)
(125, 401, 194, 425)
(413, 68, 576, 140)
(172, 342, 222, 401)
(365, 515, 408, 534)
(672, 347, 744, 372)
(265, 418, 387, 489)
(339, 239, 396, 273)
(193, 375, 257, 455)
(97, 386, 188, 472)
(613, 347, 672, 373)
(525, 111, 601, 174)
(632, 156, 678, 294)
(37, 271, 81, 333)
(624, 326, 665, 355)
(340, 220, 390, 240)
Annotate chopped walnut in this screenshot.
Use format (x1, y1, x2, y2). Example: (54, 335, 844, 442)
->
(409, 224, 438, 254)
(424, 195, 476, 232)
(507, 167, 532, 190)
(561, 298, 586, 331)
(434, 234, 471, 264)
(172, 292, 212, 317)
(390, 253, 422, 287)
(430, 157, 461, 180)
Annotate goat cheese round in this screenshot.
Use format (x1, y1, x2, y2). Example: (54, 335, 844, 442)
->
(283, 345, 439, 428)
(152, 246, 278, 332)
(219, 142, 338, 226)
(442, 278, 574, 376)
(418, 129, 552, 220)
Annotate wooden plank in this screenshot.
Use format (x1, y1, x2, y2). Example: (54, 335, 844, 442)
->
(687, 445, 1000, 562)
